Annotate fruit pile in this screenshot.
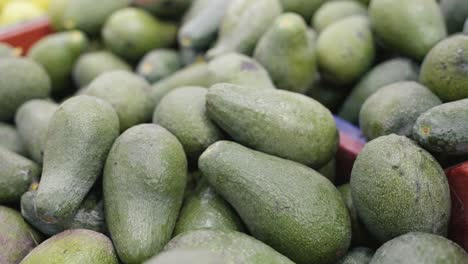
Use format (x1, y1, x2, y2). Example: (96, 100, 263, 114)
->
(0, 0, 468, 264)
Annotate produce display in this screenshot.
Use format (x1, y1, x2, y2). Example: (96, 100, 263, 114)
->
(0, 0, 467, 264)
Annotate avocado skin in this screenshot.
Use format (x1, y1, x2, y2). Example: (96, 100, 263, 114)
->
(20, 229, 119, 264)
(312, 0, 367, 33)
(0, 43, 20, 58)
(164, 229, 294, 263)
(15, 100, 59, 164)
(254, 13, 316, 93)
(137, 49, 182, 83)
(199, 141, 351, 264)
(413, 99, 468, 155)
(144, 249, 225, 264)
(133, 0, 192, 19)
(174, 179, 244, 236)
(104, 124, 187, 264)
(28, 31, 88, 95)
(0, 58, 51, 122)
(359, 81, 442, 140)
(206, 83, 338, 168)
(350, 135, 451, 243)
(370, 232, 468, 264)
(103, 8, 177, 61)
(369, 0, 446, 60)
(73, 51, 131, 88)
(337, 247, 374, 264)
(0, 123, 25, 155)
(419, 34, 468, 102)
(153, 87, 224, 163)
(35, 95, 119, 225)
(441, 0, 468, 34)
(318, 157, 336, 183)
(316, 16, 375, 85)
(279, 0, 327, 20)
(338, 58, 419, 124)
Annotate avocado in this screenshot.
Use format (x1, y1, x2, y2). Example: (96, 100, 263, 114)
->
(48, 0, 67, 31)
(316, 15, 375, 85)
(338, 58, 419, 124)
(0, 58, 51, 122)
(133, 0, 192, 19)
(21, 191, 63, 236)
(0, 123, 25, 155)
(164, 229, 294, 263)
(318, 157, 336, 183)
(35, 95, 119, 225)
(350, 135, 451, 243)
(206, 83, 338, 168)
(137, 49, 182, 83)
(83, 71, 152, 132)
(369, 0, 446, 60)
(73, 51, 131, 88)
(0, 43, 21, 58)
(0, 206, 42, 264)
(0, 147, 40, 204)
(279, 0, 327, 21)
(312, 0, 367, 33)
(104, 124, 187, 264)
(306, 76, 349, 113)
(28, 31, 88, 95)
(370, 232, 468, 264)
(359, 81, 442, 140)
(253, 13, 316, 93)
(413, 99, 468, 155)
(144, 249, 225, 264)
(178, 0, 231, 50)
(206, 0, 282, 58)
(103, 8, 177, 61)
(174, 179, 244, 236)
(15, 100, 59, 164)
(20, 229, 119, 264)
(419, 34, 468, 102)
(337, 247, 374, 264)
(199, 141, 351, 263)
(153, 87, 224, 163)
(465, 18, 468, 33)
(441, 0, 468, 34)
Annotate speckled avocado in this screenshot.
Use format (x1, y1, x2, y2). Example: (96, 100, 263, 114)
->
(104, 124, 187, 264)
(206, 83, 338, 168)
(318, 157, 336, 183)
(137, 49, 182, 83)
(337, 247, 374, 264)
(20, 229, 119, 264)
(441, 0, 468, 34)
(350, 135, 451, 243)
(0, 123, 25, 155)
(199, 141, 351, 264)
(312, 0, 367, 33)
(413, 99, 468, 155)
(359, 81, 442, 140)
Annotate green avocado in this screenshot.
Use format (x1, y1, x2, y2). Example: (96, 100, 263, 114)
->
(441, 0, 468, 34)
(318, 157, 336, 183)
(0, 43, 21, 58)
(419, 34, 468, 102)
(0, 58, 51, 122)
(164, 229, 294, 263)
(199, 141, 351, 264)
(306, 76, 349, 113)
(279, 0, 327, 20)
(104, 124, 187, 264)
(137, 49, 182, 83)
(133, 0, 192, 19)
(369, 0, 447, 60)
(206, 0, 282, 58)
(338, 58, 419, 124)
(359, 81, 442, 140)
(370, 232, 468, 264)
(413, 99, 468, 155)
(144, 249, 225, 264)
(0, 123, 25, 155)
(316, 15, 375, 85)
(350, 135, 451, 243)
(254, 13, 316, 93)
(102, 8, 177, 61)
(312, 0, 367, 33)
(206, 83, 338, 168)
(0, 206, 42, 264)
(337, 247, 374, 264)
(19, 229, 119, 264)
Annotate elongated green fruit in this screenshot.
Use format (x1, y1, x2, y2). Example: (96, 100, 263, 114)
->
(0, 122, 25, 155)
(137, 49, 181, 83)
(104, 124, 187, 264)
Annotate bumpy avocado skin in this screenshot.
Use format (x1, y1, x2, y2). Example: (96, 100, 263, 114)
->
(153, 87, 224, 163)
(316, 16, 375, 85)
(199, 141, 351, 264)
(339, 58, 419, 124)
(35, 96, 119, 225)
(350, 135, 451, 243)
(413, 99, 468, 155)
(441, 0, 468, 34)
(369, 0, 447, 60)
(370, 232, 468, 264)
(20, 229, 119, 264)
(0, 206, 42, 264)
(206, 83, 338, 168)
(164, 229, 294, 263)
(312, 0, 367, 33)
(0, 123, 25, 155)
(104, 124, 187, 264)
(359, 81, 442, 140)
(137, 49, 182, 83)
(337, 247, 374, 264)
(0, 58, 51, 122)
(420, 34, 468, 102)
(254, 13, 316, 93)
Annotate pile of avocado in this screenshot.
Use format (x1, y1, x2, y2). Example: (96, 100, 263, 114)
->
(1, 0, 468, 263)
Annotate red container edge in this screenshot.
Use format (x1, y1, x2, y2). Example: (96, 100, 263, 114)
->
(0, 17, 53, 55)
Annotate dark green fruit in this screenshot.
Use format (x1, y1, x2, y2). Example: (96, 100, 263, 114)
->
(133, 0, 192, 19)
(312, 0, 367, 33)
(0, 123, 25, 155)
(144, 249, 225, 264)
(279, 0, 327, 21)
(137, 49, 182, 83)
(441, 0, 468, 34)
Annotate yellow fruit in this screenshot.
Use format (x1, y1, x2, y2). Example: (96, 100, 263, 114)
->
(1, 1, 45, 26)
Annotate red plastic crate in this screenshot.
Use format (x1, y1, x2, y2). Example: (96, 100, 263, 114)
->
(447, 162, 468, 250)
(0, 17, 53, 55)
